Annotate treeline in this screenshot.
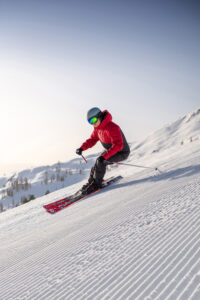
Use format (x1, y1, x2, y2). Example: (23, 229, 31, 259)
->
(1, 177, 30, 200)
(41, 163, 84, 186)
(0, 161, 85, 212)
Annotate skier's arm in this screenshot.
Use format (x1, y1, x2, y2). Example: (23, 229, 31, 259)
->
(102, 126, 123, 160)
(80, 130, 99, 151)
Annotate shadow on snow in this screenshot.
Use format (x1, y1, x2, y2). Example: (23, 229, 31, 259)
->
(110, 164, 200, 190)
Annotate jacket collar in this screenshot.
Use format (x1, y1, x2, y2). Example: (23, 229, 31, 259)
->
(96, 110, 112, 130)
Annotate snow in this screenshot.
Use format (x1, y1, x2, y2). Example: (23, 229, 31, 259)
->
(0, 107, 200, 300)
(0, 155, 96, 210)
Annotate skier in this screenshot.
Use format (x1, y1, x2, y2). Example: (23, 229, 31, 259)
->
(76, 107, 130, 195)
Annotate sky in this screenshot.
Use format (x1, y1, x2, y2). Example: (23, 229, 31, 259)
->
(0, 0, 200, 175)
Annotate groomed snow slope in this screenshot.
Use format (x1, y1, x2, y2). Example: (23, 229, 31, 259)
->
(0, 109, 200, 300)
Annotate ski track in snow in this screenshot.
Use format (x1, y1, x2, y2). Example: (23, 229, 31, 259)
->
(0, 167, 200, 300)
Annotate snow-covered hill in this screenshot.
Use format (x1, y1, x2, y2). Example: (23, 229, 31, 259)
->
(0, 107, 200, 299)
(132, 107, 200, 155)
(0, 155, 97, 211)
(1, 107, 200, 212)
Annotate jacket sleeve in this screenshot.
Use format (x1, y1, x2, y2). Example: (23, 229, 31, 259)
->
(80, 130, 99, 151)
(102, 125, 123, 160)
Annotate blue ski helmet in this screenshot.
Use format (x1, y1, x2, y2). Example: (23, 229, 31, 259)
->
(87, 107, 102, 121)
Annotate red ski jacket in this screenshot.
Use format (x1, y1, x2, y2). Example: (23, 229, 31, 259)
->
(81, 110, 129, 160)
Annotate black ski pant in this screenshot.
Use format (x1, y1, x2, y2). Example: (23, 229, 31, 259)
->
(88, 151, 130, 185)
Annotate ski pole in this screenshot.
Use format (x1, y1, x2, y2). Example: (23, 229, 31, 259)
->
(81, 155, 162, 173)
(81, 154, 88, 163)
(109, 162, 162, 173)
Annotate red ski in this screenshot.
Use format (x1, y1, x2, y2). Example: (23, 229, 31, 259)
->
(43, 176, 122, 214)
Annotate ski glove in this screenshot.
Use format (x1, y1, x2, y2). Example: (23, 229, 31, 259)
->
(97, 156, 106, 164)
(76, 148, 83, 155)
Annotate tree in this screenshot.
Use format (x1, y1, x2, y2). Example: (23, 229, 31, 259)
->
(7, 188, 13, 197)
(56, 173, 60, 182)
(29, 194, 35, 201)
(79, 168, 84, 174)
(56, 161, 61, 173)
(19, 177, 23, 185)
(51, 174, 55, 183)
(1, 188, 6, 200)
(44, 170, 49, 185)
(21, 196, 29, 204)
(60, 174, 65, 182)
(15, 179, 19, 192)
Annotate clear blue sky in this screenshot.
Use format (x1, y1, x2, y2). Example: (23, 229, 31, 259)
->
(0, 0, 199, 174)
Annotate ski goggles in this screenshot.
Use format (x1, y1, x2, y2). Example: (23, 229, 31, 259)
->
(88, 116, 98, 124)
